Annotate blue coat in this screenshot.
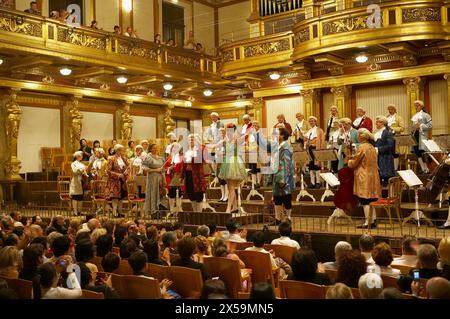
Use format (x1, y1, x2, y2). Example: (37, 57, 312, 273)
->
(375, 129, 395, 180)
(272, 141, 295, 196)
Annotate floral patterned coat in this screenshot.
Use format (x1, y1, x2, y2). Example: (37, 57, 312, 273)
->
(105, 155, 129, 199)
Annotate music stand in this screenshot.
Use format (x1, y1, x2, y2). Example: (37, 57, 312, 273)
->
(398, 170, 433, 227)
(395, 135, 416, 170)
(245, 151, 264, 200)
(294, 151, 316, 202)
(313, 149, 339, 202)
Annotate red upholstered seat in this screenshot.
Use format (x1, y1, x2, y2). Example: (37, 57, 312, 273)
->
(371, 198, 396, 205)
(61, 195, 70, 200)
(94, 196, 106, 200)
(130, 198, 145, 202)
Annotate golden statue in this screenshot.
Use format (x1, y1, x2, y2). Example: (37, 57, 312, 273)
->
(68, 97, 83, 153)
(120, 102, 133, 141)
(164, 103, 176, 135)
(5, 89, 23, 180)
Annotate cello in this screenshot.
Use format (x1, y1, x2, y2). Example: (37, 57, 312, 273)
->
(333, 134, 358, 212)
(425, 155, 450, 204)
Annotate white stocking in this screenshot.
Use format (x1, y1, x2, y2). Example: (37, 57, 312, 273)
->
(72, 200, 78, 214)
(285, 209, 292, 221)
(309, 171, 316, 185)
(168, 198, 176, 213)
(315, 171, 321, 186)
(363, 205, 371, 225)
(223, 186, 228, 201)
(219, 185, 225, 201)
(112, 199, 118, 216)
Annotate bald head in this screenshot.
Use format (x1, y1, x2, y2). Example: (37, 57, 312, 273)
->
(426, 277, 450, 299)
(30, 224, 43, 238)
(87, 218, 100, 232)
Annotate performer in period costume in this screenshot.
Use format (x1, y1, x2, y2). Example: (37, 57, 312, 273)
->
(293, 112, 308, 147)
(241, 114, 254, 144)
(272, 127, 295, 224)
(142, 144, 165, 215)
(89, 148, 108, 180)
(164, 142, 184, 214)
(206, 112, 224, 177)
(386, 104, 407, 169)
(219, 124, 247, 213)
(273, 114, 293, 135)
(411, 100, 432, 173)
(353, 107, 373, 132)
(348, 128, 382, 229)
(325, 105, 340, 141)
(328, 119, 341, 173)
(141, 139, 150, 157)
(304, 116, 325, 188)
(79, 139, 91, 161)
(125, 140, 135, 160)
(131, 145, 146, 197)
(337, 118, 359, 170)
(107, 139, 117, 157)
(183, 134, 208, 212)
(164, 133, 178, 161)
(105, 144, 129, 217)
(89, 140, 101, 161)
(374, 116, 396, 186)
(70, 151, 87, 216)
(215, 128, 228, 202)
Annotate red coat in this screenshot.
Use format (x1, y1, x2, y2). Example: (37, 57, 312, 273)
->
(105, 155, 129, 199)
(354, 116, 373, 132)
(241, 122, 253, 144)
(164, 155, 184, 191)
(182, 145, 209, 193)
(273, 121, 293, 135)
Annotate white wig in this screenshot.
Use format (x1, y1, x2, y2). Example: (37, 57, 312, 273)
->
(114, 144, 124, 152)
(210, 112, 219, 117)
(73, 151, 83, 158)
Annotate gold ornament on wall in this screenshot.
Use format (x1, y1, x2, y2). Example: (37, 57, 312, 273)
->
(120, 102, 133, 141)
(164, 103, 176, 135)
(67, 96, 83, 153)
(4, 88, 23, 180)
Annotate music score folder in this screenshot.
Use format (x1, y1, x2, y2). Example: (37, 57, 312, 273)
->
(398, 170, 423, 187)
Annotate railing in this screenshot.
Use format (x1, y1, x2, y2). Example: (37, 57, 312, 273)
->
(259, 0, 303, 17)
(0, 8, 218, 75)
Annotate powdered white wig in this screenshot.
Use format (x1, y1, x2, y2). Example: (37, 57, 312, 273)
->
(339, 117, 352, 125)
(376, 116, 388, 126)
(356, 106, 366, 112)
(73, 151, 83, 158)
(387, 104, 397, 111)
(210, 112, 219, 117)
(243, 114, 251, 120)
(358, 128, 374, 141)
(114, 144, 124, 152)
(308, 116, 318, 122)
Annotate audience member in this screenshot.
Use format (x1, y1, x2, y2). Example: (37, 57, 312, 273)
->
(79, 262, 119, 299)
(200, 279, 227, 299)
(75, 239, 94, 263)
(224, 219, 246, 243)
(197, 225, 210, 238)
(119, 238, 137, 259)
(371, 242, 401, 276)
(250, 282, 275, 299)
(0, 246, 20, 278)
(33, 262, 81, 299)
(323, 241, 352, 270)
(90, 20, 99, 29)
(19, 244, 44, 281)
(289, 249, 331, 285)
(358, 272, 383, 299)
(154, 33, 162, 44)
(425, 277, 450, 299)
(245, 231, 277, 268)
(95, 234, 113, 257)
(113, 25, 121, 35)
(271, 221, 300, 249)
(336, 250, 367, 288)
(193, 235, 210, 263)
(392, 235, 418, 268)
(142, 239, 167, 266)
(124, 26, 138, 38)
(438, 236, 450, 280)
(381, 287, 403, 299)
(325, 283, 353, 299)
(212, 238, 245, 268)
(101, 252, 120, 273)
(359, 234, 375, 265)
(172, 236, 210, 281)
(24, 1, 40, 15)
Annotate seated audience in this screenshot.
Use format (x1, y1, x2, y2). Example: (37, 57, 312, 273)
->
(212, 238, 245, 269)
(250, 282, 275, 299)
(24, 1, 40, 15)
(425, 277, 450, 299)
(193, 235, 211, 263)
(358, 272, 383, 299)
(271, 221, 300, 249)
(323, 241, 352, 270)
(392, 235, 418, 268)
(142, 239, 167, 266)
(223, 219, 246, 243)
(325, 283, 354, 299)
(75, 239, 95, 263)
(78, 262, 119, 299)
(200, 279, 227, 299)
(19, 244, 44, 281)
(50, 235, 71, 262)
(101, 252, 120, 273)
(381, 287, 404, 299)
(124, 26, 138, 38)
(113, 25, 121, 35)
(119, 238, 137, 259)
(161, 231, 177, 265)
(336, 250, 367, 288)
(90, 20, 99, 29)
(195, 43, 205, 53)
(371, 242, 401, 276)
(91, 228, 107, 244)
(33, 262, 82, 299)
(154, 33, 162, 44)
(245, 231, 277, 268)
(438, 236, 450, 280)
(166, 38, 175, 47)
(288, 249, 331, 285)
(359, 234, 375, 265)
(0, 246, 20, 279)
(171, 236, 210, 281)
(113, 226, 128, 247)
(197, 225, 210, 238)
(206, 221, 219, 241)
(49, 11, 59, 19)
(95, 234, 113, 258)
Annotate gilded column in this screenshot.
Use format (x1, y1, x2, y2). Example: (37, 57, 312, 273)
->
(403, 77, 422, 120)
(301, 89, 321, 123)
(303, 0, 321, 19)
(331, 86, 351, 118)
(251, 97, 263, 124)
(163, 103, 176, 136)
(444, 74, 450, 134)
(4, 88, 22, 181)
(67, 96, 83, 153)
(120, 101, 133, 141)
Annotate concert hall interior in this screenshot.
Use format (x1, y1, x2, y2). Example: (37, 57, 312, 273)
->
(1, 0, 450, 300)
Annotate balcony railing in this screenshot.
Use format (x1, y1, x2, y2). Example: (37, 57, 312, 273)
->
(0, 8, 218, 76)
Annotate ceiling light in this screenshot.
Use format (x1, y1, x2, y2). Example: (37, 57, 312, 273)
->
(355, 54, 368, 63)
(116, 75, 128, 84)
(269, 71, 281, 80)
(123, 0, 132, 12)
(59, 67, 72, 76)
(163, 82, 173, 91)
(203, 89, 213, 97)
(0, 58, 3, 66)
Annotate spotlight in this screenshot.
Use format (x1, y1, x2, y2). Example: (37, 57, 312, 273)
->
(163, 82, 173, 91)
(59, 67, 72, 76)
(203, 88, 213, 97)
(269, 71, 280, 80)
(355, 54, 368, 63)
(116, 75, 128, 84)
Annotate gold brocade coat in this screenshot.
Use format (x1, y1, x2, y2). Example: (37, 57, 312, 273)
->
(347, 142, 382, 199)
(388, 114, 409, 156)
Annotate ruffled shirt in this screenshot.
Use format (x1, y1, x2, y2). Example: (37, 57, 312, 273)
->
(117, 156, 125, 169)
(353, 116, 364, 128)
(184, 147, 199, 163)
(374, 127, 385, 142)
(93, 158, 103, 171)
(132, 155, 145, 174)
(306, 126, 318, 140)
(387, 114, 397, 128)
(71, 160, 86, 175)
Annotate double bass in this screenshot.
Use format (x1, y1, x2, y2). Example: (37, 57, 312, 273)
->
(334, 134, 358, 211)
(425, 155, 450, 204)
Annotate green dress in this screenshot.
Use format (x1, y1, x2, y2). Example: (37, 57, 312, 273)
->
(218, 140, 247, 181)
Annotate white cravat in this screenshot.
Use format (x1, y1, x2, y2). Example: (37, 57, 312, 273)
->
(93, 158, 102, 171)
(117, 157, 125, 169)
(353, 116, 363, 127)
(306, 126, 318, 140)
(387, 114, 396, 128)
(374, 127, 385, 142)
(184, 147, 198, 163)
(242, 124, 248, 135)
(411, 110, 424, 124)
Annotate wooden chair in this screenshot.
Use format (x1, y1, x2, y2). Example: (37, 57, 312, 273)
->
(203, 257, 245, 299)
(235, 250, 277, 289)
(238, 292, 250, 299)
(91, 180, 108, 214)
(168, 266, 203, 299)
(126, 180, 145, 218)
(381, 274, 399, 289)
(0, 276, 33, 299)
(51, 154, 65, 173)
(170, 253, 180, 263)
(145, 263, 169, 282)
(81, 289, 104, 299)
(115, 275, 161, 299)
(391, 264, 414, 274)
(324, 268, 338, 280)
(351, 287, 361, 299)
(235, 242, 254, 251)
(57, 175, 71, 182)
(57, 181, 72, 209)
(279, 280, 326, 299)
(370, 177, 403, 233)
(113, 259, 133, 275)
(264, 244, 297, 265)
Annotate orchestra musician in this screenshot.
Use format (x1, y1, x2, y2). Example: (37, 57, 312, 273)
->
(131, 145, 146, 197)
(105, 144, 130, 217)
(241, 114, 254, 144)
(374, 116, 396, 186)
(348, 128, 382, 229)
(215, 128, 228, 202)
(327, 119, 341, 173)
(386, 104, 406, 169)
(69, 151, 88, 216)
(164, 142, 184, 215)
(164, 133, 178, 161)
(273, 114, 293, 135)
(293, 112, 308, 147)
(304, 116, 325, 189)
(206, 112, 224, 178)
(337, 118, 359, 170)
(142, 144, 165, 216)
(88, 148, 108, 180)
(353, 107, 373, 132)
(325, 105, 340, 141)
(411, 100, 432, 173)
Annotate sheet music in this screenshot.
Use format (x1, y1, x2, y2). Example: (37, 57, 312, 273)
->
(320, 173, 340, 187)
(398, 170, 423, 187)
(422, 139, 442, 152)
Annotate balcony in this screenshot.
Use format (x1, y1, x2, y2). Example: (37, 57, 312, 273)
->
(0, 8, 219, 82)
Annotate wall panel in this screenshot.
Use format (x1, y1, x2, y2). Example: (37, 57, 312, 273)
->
(429, 79, 449, 135)
(218, 1, 250, 43)
(133, 0, 153, 41)
(81, 111, 114, 142)
(193, 2, 215, 55)
(132, 115, 157, 140)
(95, 0, 119, 31)
(265, 96, 304, 130)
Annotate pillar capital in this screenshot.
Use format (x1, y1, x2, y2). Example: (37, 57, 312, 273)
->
(403, 77, 423, 119)
(331, 85, 352, 118)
